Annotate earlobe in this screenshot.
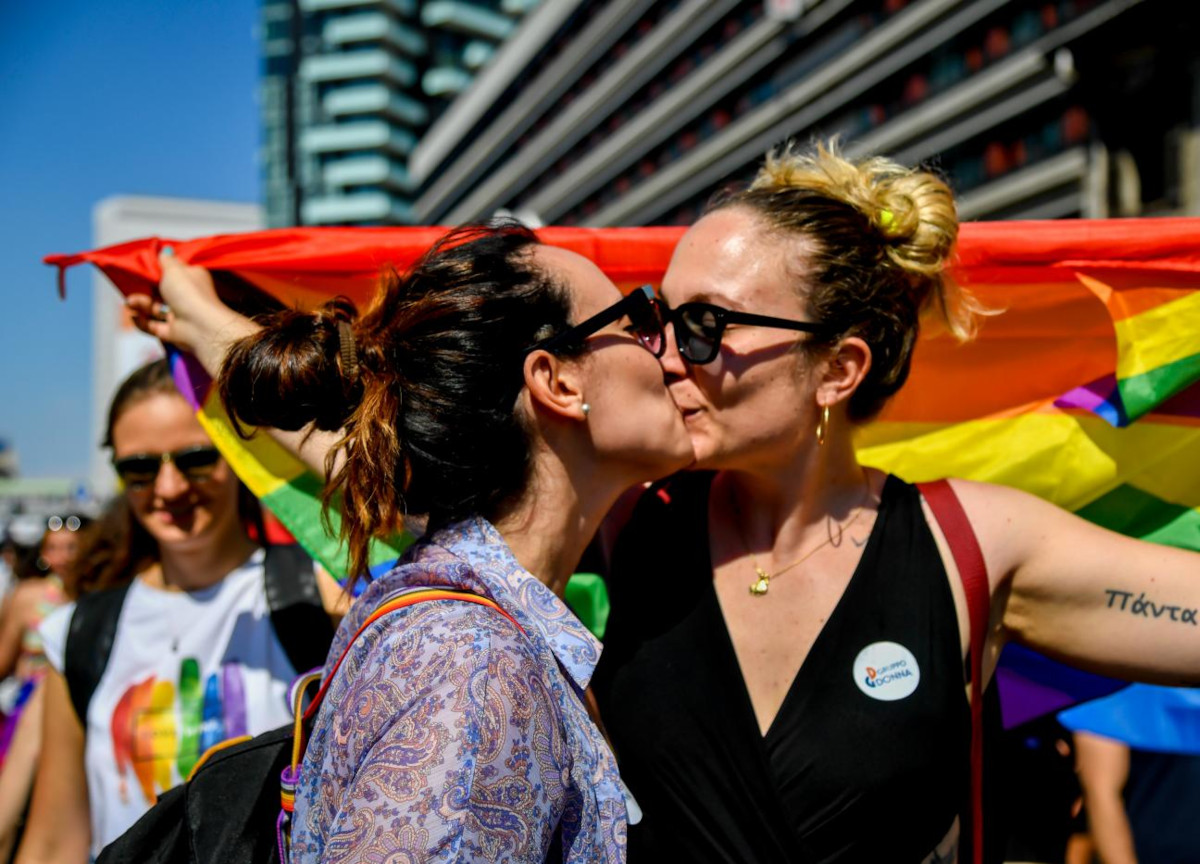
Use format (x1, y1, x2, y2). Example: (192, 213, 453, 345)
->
(523, 350, 587, 420)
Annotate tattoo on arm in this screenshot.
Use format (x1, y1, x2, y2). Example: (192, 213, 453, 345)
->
(1105, 588, 1199, 627)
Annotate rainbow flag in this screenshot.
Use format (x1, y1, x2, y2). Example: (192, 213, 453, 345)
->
(48, 219, 1200, 728)
(1059, 684, 1200, 755)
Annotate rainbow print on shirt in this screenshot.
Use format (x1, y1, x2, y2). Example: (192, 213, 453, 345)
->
(110, 658, 247, 804)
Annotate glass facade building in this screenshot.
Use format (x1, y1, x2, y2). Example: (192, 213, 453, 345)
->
(260, 0, 534, 226)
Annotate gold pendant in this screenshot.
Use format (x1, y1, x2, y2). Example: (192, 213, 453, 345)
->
(749, 568, 771, 596)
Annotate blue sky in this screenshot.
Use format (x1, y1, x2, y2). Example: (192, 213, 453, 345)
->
(0, 1, 259, 479)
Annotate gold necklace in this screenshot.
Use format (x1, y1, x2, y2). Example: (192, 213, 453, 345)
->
(730, 480, 873, 597)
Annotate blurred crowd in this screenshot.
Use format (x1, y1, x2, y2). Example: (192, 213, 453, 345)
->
(0, 508, 90, 860)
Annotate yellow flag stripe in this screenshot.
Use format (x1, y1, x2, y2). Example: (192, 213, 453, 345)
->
(1112, 290, 1200, 380)
(197, 389, 308, 498)
(859, 412, 1200, 512)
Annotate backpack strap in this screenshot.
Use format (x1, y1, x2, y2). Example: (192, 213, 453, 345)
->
(264, 544, 336, 675)
(64, 581, 132, 725)
(918, 479, 990, 864)
(300, 588, 524, 728)
(276, 587, 524, 864)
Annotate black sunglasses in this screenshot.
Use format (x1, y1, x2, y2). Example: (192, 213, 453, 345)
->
(658, 300, 831, 365)
(112, 446, 223, 489)
(527, 285, 665, 358)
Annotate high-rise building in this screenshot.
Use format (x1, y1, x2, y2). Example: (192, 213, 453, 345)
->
(263, 0, 1198, 227)
(260, 0, 538, 227)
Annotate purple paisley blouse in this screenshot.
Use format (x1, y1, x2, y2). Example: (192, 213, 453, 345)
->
(291, 517, 628, 863)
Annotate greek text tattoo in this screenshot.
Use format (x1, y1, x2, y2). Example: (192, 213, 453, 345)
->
(1105, 589, 1199, 626)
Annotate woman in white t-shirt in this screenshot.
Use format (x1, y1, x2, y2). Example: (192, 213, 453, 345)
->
(15, 360, 345, 863)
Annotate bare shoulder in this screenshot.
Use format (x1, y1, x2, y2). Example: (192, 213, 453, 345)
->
(939, 476, 1047, 515)
(922, 478, 1074, 588)
(919, 477, 1032, 541)
(9, 578, 52, 612)
(948, 478, 1106, 539)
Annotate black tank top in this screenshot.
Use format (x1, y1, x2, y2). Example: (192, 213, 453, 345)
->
(594, 472, 970, 863)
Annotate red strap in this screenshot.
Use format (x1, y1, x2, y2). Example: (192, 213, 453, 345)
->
(918, 480, 990, 864)
(301, 588, 523, 723)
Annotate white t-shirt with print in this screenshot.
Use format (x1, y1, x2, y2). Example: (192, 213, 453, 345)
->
(41, 550, 299, 856)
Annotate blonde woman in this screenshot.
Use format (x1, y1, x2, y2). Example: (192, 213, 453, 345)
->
(593, 143, 1200, 864)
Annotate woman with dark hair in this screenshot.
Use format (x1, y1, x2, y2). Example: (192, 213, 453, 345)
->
(591, 142, 1200, 864)
(127, 221, 693, 862)
(16, 359, 342, 864)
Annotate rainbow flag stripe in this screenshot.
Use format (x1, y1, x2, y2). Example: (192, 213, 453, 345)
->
(48, 218, 1200, 730)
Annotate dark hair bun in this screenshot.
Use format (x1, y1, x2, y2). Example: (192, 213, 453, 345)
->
(220, 297, 360, 433)
(218, 221, 579, 583)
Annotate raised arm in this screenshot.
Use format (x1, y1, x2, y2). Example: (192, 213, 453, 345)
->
(127, 251, 340, 478)
(958, 480, 1200, 685)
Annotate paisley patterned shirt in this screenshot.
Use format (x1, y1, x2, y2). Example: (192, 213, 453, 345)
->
(291, 517, 628, 863)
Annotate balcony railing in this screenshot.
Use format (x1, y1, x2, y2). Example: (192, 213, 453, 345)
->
(302, 191, 414, 224)
(323, 12, 426, 56)
(300, 120, 417, 155)
(323, 84, 428, 126)
(300, 50, 417, 87)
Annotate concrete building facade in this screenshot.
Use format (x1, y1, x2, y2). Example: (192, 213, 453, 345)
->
(264, 0, 1198, 227)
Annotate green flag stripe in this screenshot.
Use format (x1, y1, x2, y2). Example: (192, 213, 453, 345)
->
(1075, 483, 1200, 552)
(1117, 352, 1200, 421)
(263, 471, 411, 578)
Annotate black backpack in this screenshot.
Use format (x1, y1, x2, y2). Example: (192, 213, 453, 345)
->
(95, 587, 519, 864)
(64, 544, 334, 724)
(96, 725, 295, 864)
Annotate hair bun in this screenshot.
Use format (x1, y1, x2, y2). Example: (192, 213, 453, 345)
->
(723, 138, 995, 423)
(219, 298, 363, 434)
(873, 201, 919, 243)
(311, 297, 362, 397)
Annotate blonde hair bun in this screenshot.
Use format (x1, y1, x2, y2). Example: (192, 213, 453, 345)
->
(748, 139, 984, 342)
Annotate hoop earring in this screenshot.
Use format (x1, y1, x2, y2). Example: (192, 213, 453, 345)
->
(581, 403, 591, 417)
(815, 404, 830, 446)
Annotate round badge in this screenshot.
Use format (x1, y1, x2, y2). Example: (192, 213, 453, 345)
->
(853, 641, 920, 701)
